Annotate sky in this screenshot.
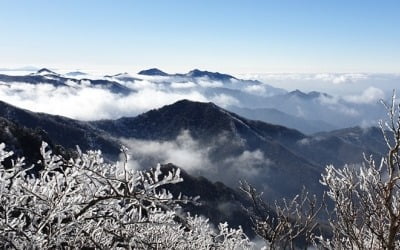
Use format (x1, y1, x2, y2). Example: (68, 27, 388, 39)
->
(0, 0, 399, 74)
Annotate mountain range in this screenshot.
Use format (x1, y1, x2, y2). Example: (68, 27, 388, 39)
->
(0, 67, 393, 241)
(0, 112, 257, 235)
(0, 68, 132, 94)
(0, 98, 386, 199)
(0, 92, 388, 239)
(138, 68, 237, 81)
(0, 68, 387, 134)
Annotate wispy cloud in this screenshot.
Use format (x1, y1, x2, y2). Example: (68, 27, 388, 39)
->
(242, 73, 373, 84)
(343, 86, 385, 104)
(170, 81, 197, 89)
(240, 73, 400, 96)
(121, 131, 213, 172)
(0, 72, 256, 120)
(222, 150, 271, 177)
(0, 81, 209, 120)
(313, 73, 368, 84)
(210, 94, 240, 107)
(197, 79, 224, 88)
(121, 131, 272, 185)
(243, 85, 267, 96)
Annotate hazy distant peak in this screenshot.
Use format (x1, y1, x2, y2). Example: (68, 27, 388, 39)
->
(138, 68, 169, 76)
(308, 91, 331, 98)
(65, 71, 87, 77)
(288, 89, 330, 99)
(104, 72, 129, 78)
(36, 68, 58, 75)
(288, 89, 308, 98)
(138, 68, 237, 81)
(114, 72, 129, 76)
(186, 69, 236, 81)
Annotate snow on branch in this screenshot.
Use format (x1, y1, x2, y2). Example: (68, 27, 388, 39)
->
(0, 142, 251, 249)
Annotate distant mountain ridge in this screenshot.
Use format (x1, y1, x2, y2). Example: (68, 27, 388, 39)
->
(89, 100, 385, 200)
(185, 69, 237, 81)
(229, 106, 337, 134)
(138, 68, 169, 76)
(0, 117, 74, 170)
(0, 100, 121, 160)
(137, 68, 237, 81)
(0, 67, 385, 132)
(0, 104, 257, 237)
(287, 89, 331, 99)
(0, 98, 387, 205)
(0, 69, 132, 94)
(65, 71, 88, 77)
(35, 68, 58, 75)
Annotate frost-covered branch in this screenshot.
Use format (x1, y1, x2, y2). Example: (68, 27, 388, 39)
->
(242, 92, 400, 250)
(240, 181, 322, 249)
(0, 142, 251, 249)
(317, 93, 400, 250)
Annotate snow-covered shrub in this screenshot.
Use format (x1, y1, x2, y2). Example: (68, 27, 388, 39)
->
(0, 142, 251, 249)
(242, 93, 400, 250)
(316, 94, 400, 250)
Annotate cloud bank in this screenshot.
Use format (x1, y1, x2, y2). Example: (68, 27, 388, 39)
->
(122, 131, 213, 172)
(0, 82, 209, 120)
(343, 86, 385, 104)
(121, 131, 272, 185)
(242, 73, 400, 96)
(0, 71, 393, 131)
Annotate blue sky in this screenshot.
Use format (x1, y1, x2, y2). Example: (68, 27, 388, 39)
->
(0, 0, 399, 74)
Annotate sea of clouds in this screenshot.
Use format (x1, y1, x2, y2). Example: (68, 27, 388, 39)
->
(0, 69, 398, 122)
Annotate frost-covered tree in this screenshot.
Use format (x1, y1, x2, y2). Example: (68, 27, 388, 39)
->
(0, 143, 251, 249)
(316, 93, 400, 250)
(242, 92, 400, 250)
(240, 182, 322, 249)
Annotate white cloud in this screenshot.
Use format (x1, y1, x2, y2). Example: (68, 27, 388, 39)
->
(297, 136, 324, 146)
(121, 131, 213, 172)
(295, 105, 305, 118)
(344, 87, 385, 104)
(223, 150, 271, 177)
(120, 131, 272, 183)
(314, 73, 368, 84)
(0, 70, 253, 120)
(170, 81, 197, 89)
(336, 106, 360, 117)
(210, 94, 240, 107)
(243, 85, 266, 96)
(0, 81, 208, 120)
(316, 93, 363, 117)
(197, 79, 224, 88)
(123, 79, 160, 91)
(318, 94, 340, 105)
(242, 73, 369, 84)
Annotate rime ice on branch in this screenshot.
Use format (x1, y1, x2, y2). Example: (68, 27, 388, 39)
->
(0, 142, 251, 249)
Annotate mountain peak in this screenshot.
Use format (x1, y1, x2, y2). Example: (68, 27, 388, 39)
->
(186, 69, 236, 81)
(308, 91, 330, 98)
(164, 99, 224, 114)
(288, 90, 329, 99)
(138, 68, 169, 76)
(65, 71, 87, 77)
(94, 99, 305, 147)
(94, 99, 243, 141)
(36, 68, 57, 75)
(288, 89, 308, 98)
(172, 99, 216, 108)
